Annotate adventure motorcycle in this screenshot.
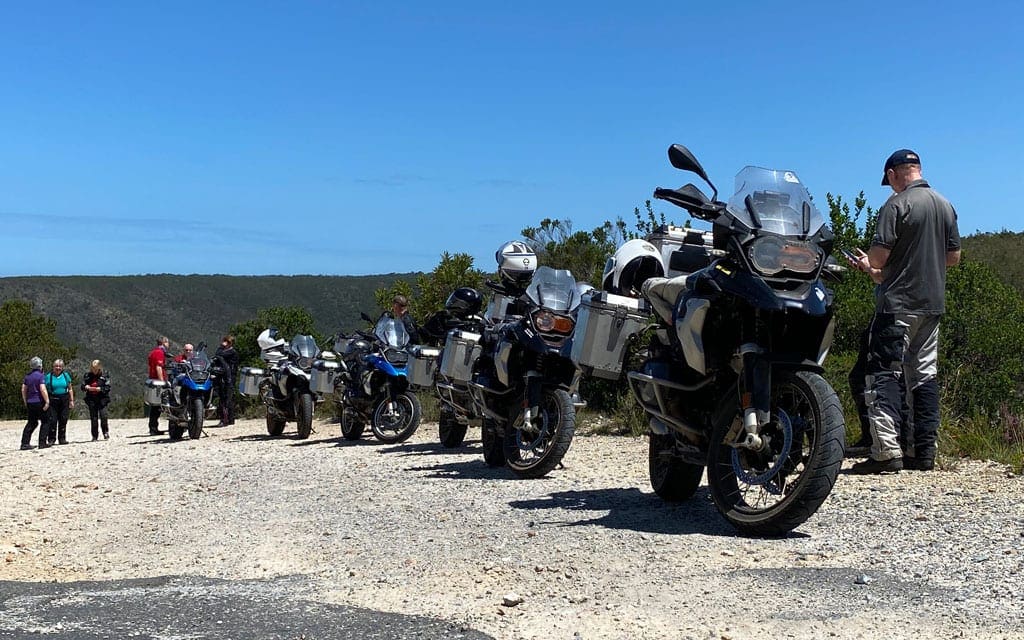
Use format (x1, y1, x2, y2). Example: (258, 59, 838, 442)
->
(257, 329, 320, 439)
(469, 266, 584, 478)
(336, 313, 421, 444)
(626, 144, 845, 536)
(162, 343, 217, 440)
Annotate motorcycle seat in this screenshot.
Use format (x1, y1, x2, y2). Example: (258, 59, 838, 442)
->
(642, 275, 691, 325)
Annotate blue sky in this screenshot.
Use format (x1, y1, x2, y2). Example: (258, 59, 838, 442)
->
(2, 2, 1021, 277)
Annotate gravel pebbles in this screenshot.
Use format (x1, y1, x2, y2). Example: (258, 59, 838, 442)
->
(1, 417, 1022, 639)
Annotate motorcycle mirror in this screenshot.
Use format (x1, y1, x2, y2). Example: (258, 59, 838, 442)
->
(360, 312, 374, 323)
(667, 144, 718, 201)
(196, 341, 207, 352)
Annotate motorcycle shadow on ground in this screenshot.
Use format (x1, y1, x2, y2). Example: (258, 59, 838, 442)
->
(375, 439, 483, 456)
(509, 487, 804, 539)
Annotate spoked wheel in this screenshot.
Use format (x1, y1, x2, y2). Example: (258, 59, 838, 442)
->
(649, 432, 704, 501)
(295, 392, 314, 439)
(707, 371, 845, 536)
(340, 406, 365, 441)
(481, 417, 506, 467)
(503, 389, 576, 479)
(371, 391, 421, 444)
(187, 398, 204, 440)
(266, 411, 286, 437)
(438, 408, 468, 448)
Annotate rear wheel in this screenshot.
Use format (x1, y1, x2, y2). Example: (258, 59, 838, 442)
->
(295, 392, 314, 439)
(503, 389, 575, 479)
(371, 391, 421, 444)
(340, 406, 365, 441)
(649, 433, 703, 501)
(481, 417, 506, 467)
(266, 411, 286, 437)
(707, 371, 845, 536)
(168, 421, 184, 441)
(438, 409, 468, 448)
(188, 398, 204, 440)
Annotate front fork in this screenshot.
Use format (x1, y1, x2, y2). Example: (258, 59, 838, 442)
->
(735, 343, 772, 452)
(520, 371, 543, 434)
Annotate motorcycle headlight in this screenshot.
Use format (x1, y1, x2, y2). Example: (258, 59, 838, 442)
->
(748, 236, 819, 276)
(532, 310, 575, 334)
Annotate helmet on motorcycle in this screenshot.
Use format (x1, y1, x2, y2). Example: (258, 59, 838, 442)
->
(602, 239, 665, 296)
(444, 287, 483, 318)
(495, 241, 537, 287)
(345, 338, 370, 358)
(257, 328, 286, 352)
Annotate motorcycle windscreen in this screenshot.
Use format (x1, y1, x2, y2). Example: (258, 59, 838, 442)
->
(289, 335, 319, 358)
(375, 316, 410, 348)
(727, 166, 825, 237)
(525, 266, 581, 313)
(189, 349, 211, 372)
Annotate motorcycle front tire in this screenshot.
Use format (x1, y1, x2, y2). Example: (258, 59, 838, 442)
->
(370, 391, 421, 444)
(503, 388, 575, 479)
(707, 370, 845, 537)
(296, 392, 314, 439)
(188, 398, 204, 440)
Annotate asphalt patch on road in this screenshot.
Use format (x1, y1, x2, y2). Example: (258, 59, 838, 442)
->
(0, 575, 493, 639)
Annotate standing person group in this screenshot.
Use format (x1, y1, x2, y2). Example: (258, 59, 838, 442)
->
(18, 356, 114, 450)
(849, 149, 961, 475)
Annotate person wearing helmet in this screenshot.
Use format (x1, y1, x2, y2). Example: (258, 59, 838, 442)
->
(603, 239, 666, 297)
(419, 287, 484, 346)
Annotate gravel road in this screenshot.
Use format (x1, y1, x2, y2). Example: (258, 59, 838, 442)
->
(1, 417, 1022, 639)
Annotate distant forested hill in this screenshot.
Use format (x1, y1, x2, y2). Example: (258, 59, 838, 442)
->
(961, 231, 1024, 295)
(0, 273, 418, 398)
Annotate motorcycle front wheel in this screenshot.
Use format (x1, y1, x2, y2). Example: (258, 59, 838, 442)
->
(370, 391, 421, 444)
(707, 370, 844, 536)
(503, 388, 575, 479)
(188, 398, 204, 440)
(295, 392, 314, 439)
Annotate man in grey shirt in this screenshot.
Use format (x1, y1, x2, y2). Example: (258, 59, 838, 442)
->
(850, 149, 961, 474)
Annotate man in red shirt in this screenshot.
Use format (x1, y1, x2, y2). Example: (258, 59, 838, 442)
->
(147, 336, 170, 435)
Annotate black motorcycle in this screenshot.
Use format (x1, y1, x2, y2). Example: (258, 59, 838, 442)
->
(625, 144, 845, 536)
(469, 266, 583, 478)
(336, 313, 421, 444)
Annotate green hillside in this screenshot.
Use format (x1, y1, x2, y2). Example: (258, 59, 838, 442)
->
(961, 230, 1024, 295)
(0, 273, 418, 399)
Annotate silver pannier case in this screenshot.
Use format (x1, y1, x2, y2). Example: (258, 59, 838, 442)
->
(570, 291, 650, 380)
(310, 360, 340, 395)
(408, 345, 441, 389)
(439, 330, 482, 383)
(143, 379, 168, 406)
(238, 367, 265, 397)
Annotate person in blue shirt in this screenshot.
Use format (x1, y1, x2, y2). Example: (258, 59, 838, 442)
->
(44, 359, 75, 445)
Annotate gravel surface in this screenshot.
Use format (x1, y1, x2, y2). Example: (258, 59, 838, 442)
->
(1, 417, 1022, 639)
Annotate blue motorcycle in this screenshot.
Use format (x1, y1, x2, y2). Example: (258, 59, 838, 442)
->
(162, 343, 216, 440)
(336, 313, 421, 444)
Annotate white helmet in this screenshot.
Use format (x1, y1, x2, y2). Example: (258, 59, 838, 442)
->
(257, 328, 286, 352)
(495, 241, 537, 287)
(603, 239, 665, 296)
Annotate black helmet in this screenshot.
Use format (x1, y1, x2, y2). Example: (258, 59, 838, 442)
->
(345, 339, 370, 358)
(444, 287, 483, 318)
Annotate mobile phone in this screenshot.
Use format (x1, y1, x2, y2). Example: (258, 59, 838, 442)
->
(839, 248, 859, 267)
